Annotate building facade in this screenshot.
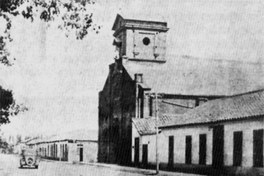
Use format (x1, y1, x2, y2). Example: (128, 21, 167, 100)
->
(99, 14, 264, 166)
(99, 14, 245, 166)
(155, 90, 264, 175)
(27, 130, 98, 163)
(131, 116, 173, 168)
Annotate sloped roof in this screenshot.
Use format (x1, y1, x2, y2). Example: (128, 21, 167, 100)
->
(113, 13, 167, 28)
(25, 137, 39, 145)
(132, 115, 173, 135)
(123, 55, 264, 96)
(27, 129, 98, 144)
(161, 89, 264, 128)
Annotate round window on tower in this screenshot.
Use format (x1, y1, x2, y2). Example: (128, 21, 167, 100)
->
(142, 37, 150, 46)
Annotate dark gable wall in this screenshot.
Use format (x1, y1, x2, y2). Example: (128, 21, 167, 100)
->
(98, 61, 135, 165)
(98, 61, 223, 165)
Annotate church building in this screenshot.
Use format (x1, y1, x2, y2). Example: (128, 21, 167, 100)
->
(98, 14, 264, 166)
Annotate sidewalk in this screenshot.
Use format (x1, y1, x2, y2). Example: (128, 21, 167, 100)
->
(85, 162, 200, 176)
(41, 158, 200, 176)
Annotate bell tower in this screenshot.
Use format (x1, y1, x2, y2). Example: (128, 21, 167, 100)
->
(112, 14, 169, 62)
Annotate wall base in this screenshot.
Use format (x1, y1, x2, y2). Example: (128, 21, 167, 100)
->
(132, 162, 264, 176)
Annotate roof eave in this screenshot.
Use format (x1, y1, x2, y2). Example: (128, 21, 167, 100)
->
(159, 114, 264, 129)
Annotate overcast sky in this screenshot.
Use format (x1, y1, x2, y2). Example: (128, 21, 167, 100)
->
(1, 0, 264, 137)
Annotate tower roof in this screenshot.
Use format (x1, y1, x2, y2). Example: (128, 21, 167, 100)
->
(112, 14, 169, 37)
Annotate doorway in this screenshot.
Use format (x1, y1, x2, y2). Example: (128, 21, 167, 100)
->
(134, 138, 139, 166)
(142, 144, 148, 168)
(168, 136, 174, 169)
(79, 147, 83, 162)
(212, 125, 224, 168)
(253, 129, 263, 167)
(77, 144, 83, 162)
(185, 136, 192, 164)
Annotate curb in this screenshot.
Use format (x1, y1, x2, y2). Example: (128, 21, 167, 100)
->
(40, 159, 196, 176)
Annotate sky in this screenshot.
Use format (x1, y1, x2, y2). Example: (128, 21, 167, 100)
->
(0, 0, 264, 137)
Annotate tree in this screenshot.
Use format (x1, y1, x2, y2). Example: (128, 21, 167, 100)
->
(16, 134, 22, 144)
(0, 86, 27, 124)
(0, 138, 8, 152)
(0, 0, 100, 66)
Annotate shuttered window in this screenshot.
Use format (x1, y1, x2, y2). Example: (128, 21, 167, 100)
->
(185, 135, 192, 164)
(233, 131, 243, 166)
(199, 134, 207, 165)
(168, 136, 174, 168)
(253, 129, 263, 167)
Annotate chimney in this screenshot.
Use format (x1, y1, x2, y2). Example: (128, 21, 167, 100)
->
(135, 73, 143, 83)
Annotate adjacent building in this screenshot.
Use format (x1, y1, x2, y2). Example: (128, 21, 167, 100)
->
(131, 115, 173, 168)
(98, 14, 264, 166)
(156, 89, 264, 175)
(27, 130, 98, 163)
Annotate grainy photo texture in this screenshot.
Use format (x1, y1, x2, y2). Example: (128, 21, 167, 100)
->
(0, 0, 264, 176)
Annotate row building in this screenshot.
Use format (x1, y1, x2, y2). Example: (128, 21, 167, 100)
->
(132, 90, 264, 175)
(27, 130, 97, 163)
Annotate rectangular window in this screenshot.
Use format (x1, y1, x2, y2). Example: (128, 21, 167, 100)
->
(233, 131, 243, 166)
(185, 135, 192, 164)
(65, 144, 67, 159)
(140, 96, 144, 118)
(199, 134, 207, 165)
(253, 129, 263, 167)
(149, 97, 153, 116)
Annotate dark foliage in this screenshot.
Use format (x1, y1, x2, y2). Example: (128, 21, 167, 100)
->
(0, 138, 8, 150)
(0, 86, 27, 124)
(0, 0, 100, 66)
(0, 86, 14, 124)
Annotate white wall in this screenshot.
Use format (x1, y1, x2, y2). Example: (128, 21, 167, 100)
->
(132, 123, 160, 165)
(160, 125, 212, 165)
(82, 141, 98, 163)
(224, 119, 264, 167)
(68, 143, 77, 162)
(159, 118, 264, 167)
(142, 134, 156, 164)
(67, 141, 98, 163)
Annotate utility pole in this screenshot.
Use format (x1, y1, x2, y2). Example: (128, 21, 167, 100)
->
(155, 92, 159, 175)
(146, 92, 162, 175)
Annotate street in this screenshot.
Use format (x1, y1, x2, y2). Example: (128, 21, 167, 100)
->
(0, 154, 199, 176)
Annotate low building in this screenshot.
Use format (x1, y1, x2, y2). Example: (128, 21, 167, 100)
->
(156, 89, 264, 175)
(131, 116, 173, 168)
(27, 130, 98, 163)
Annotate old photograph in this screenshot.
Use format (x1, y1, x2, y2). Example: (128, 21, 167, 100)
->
(0, 0, 264, 175)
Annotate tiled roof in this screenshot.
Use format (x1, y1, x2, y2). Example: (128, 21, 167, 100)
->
(161, 89, 264, 128)
(132, 115, 173, 135)
(124, 55, 264, 96)
(27, 129, 98, 145)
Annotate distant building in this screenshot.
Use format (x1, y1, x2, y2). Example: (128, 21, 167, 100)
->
(27, 130, 98, 163)
(98, 14, 264, 166)
(157, 89, 264, 175)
